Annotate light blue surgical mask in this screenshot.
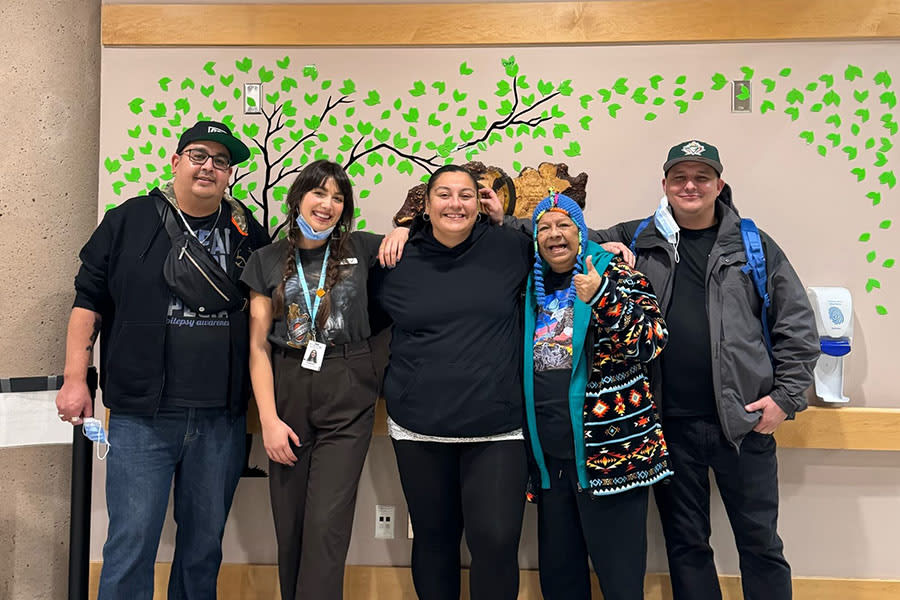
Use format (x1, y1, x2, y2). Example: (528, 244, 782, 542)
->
(296, 213, 336, 241)
(82, 417, 111, 460)
(654, 196, 681, 263)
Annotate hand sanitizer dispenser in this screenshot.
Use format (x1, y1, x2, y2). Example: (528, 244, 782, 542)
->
(807, 287, 852, 403)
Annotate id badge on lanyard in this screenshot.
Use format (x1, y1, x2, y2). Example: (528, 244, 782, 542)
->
(302, 340, 326, 371)
(295, 245, 330, 371)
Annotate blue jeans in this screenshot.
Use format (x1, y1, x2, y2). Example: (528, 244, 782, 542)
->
(98, 407, 246, 600)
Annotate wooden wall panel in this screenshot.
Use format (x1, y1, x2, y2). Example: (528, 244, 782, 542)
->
(776, 406, 900, 451)
(102, 1, 900, 46)
(371, 401, 900, 451)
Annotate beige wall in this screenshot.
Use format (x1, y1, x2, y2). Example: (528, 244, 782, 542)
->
(0, 1, 101, 599)
(89, 40, 900, 582)
(3, 3, 899, 600)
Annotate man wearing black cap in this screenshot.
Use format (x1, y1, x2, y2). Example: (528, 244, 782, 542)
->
(56, 121, 269, 599)
(596, 140, 818, 600)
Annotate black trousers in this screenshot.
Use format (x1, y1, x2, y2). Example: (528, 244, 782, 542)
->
(269, 348, 378, 600)
(655, 417, 791, 600)
(392, 438, 528, 600)
(537, 455, 650, 600)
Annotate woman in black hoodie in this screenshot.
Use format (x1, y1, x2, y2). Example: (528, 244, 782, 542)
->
(373, 165, 533, 600)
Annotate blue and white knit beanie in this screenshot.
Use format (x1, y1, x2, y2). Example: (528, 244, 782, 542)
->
(531, 192, 588, 307)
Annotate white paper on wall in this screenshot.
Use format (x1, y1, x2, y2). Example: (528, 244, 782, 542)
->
(0, 390, 73, 447)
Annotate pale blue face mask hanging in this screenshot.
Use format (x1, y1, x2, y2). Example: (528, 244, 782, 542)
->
(296, 213, 336, 240)
(82, 417, 111, 460)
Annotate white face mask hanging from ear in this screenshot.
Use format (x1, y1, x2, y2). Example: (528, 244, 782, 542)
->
(654, 196, 681, 263)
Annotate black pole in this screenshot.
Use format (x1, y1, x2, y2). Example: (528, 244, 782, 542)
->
(68, 366, 97, 600)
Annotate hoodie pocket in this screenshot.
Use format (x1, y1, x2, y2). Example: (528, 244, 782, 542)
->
(105, 321, 165, 398)
(403, 362, 495, 401)
(401, 362, 507, 433)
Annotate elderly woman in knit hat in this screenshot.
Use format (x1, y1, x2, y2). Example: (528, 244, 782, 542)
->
(523, 193, 671, 600)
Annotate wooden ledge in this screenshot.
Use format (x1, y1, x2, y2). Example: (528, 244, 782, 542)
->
(102, 1, 900, 47)
(776, 405, 900, 451)
(373, 402, 900, 451)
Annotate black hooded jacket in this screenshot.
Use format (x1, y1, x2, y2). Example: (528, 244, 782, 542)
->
(73, 187, 269, 416)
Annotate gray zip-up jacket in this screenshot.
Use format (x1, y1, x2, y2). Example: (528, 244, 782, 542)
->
(595, 185, 819, 448)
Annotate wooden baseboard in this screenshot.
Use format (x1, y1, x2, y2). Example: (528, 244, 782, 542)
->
(88, 563, 900, 599)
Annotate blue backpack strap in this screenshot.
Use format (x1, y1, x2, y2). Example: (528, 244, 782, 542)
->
(739, 218, 774, 365)
(629, 215, 654, 254)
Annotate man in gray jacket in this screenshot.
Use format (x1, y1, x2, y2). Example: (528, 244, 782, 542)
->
(596, 140, 819, 600)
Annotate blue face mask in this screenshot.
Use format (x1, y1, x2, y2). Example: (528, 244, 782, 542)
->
(296, 213, 336, 241)
(654, 196, 681, 262)
(82, 417, 111, 460)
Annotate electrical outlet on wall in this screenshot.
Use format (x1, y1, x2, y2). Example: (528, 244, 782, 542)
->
(375, 505, 395, 539)
(731, 80, 751, 113)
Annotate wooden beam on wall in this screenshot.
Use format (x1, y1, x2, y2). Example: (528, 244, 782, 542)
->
(373, 401, 900, 451)
(88, 563, 900, 599)
(102, 1, 900, 47)
(776, 405, 900, 451)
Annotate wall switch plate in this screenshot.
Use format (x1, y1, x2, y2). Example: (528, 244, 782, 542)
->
(732, 80, 751, 113)
(375, 505, 395, 539)
(244, 83, 262, 114)
(408, 514, 414, 539)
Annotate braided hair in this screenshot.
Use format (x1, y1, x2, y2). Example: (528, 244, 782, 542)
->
(531, 192, 589, 308)
(272, 160, 355, 332)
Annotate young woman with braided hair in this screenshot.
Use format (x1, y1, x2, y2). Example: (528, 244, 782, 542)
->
(242, 160, 407, 600)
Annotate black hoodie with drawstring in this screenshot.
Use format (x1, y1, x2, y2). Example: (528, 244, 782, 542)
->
(373, 216, 532, 438)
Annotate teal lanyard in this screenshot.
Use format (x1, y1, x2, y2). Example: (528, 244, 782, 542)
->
(294, 244, 331, 335)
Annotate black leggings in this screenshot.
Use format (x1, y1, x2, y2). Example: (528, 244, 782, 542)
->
(392, 438, 528, 600)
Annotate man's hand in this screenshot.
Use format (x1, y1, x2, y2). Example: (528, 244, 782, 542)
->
(57, 308, 101, 426)
(601, 241, 635, 267)
(479, 187, 504, 225)
(744, 395, 787, 434)
(573, 255, 603, 303)
(56, 379, 94, 425)
(379, 227, 410, 268)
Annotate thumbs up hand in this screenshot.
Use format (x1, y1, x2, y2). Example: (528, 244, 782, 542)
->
(573, 255, 603, 303)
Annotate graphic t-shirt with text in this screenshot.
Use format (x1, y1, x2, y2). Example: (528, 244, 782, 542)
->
(161, 204, 232, 408)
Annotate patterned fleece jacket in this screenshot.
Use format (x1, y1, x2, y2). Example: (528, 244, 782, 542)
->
(524, 240, 672, 496)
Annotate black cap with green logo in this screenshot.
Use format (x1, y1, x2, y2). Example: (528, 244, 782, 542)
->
(663, 140, 723, 175)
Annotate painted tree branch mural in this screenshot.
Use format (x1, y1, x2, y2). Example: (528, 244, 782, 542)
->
(105, 56, 895, 316)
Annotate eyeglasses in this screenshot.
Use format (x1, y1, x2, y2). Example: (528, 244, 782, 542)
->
(181, 148, 231, 171)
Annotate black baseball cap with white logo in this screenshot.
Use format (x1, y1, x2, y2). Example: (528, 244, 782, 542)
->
(663, 140, 723, 175)
(176, 120, 250, 165)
